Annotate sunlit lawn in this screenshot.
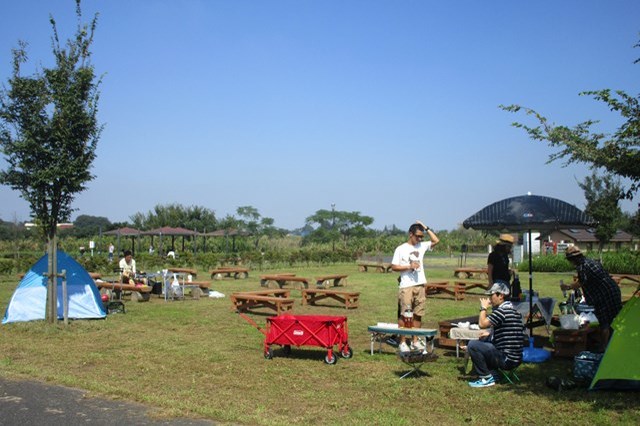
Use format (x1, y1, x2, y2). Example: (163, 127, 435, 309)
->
(0, 256, 638, 425)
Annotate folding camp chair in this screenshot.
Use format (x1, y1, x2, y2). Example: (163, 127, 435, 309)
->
(497, 365, 521, 384)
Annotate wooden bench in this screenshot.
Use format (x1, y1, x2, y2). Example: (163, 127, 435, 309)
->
(168, 267, 198, 277)
(315, 274, 348, 288)
(185, 280, 211, 296)
(260, 274, 310, 289)
(301, 289, 360, 309)
(437, 315, 479, 349)
(210, 267, 249, 280)
(456, 280, 489, 294)
(453, 267, 488, 279)
(230, 290, 294, 315)
(425, 280, 465, 301)
(609, 274, 640, 284)
(96, 281, 152, 302)
(356, 260, 392, 273)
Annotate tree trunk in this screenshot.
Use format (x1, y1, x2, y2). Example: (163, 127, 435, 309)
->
(46, 235, 58, 323)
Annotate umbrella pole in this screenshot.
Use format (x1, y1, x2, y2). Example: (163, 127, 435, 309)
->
(528, 229, 534, 335)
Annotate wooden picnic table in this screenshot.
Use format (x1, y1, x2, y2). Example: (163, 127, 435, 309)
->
(453, 267, 488, 279)
(167, 267, 198, 277)
(356, 260, 393, 273)
(301, 288, 360, 309)
(210, 267, 249, 280)
(230, 289, 294, 315)
(610, 274, 640, 284)
(425, 280, 466, 301)
(456, 280, 489, 293)
(574, 273, 640, 286)
(315, 274, 348, 288)
(260, 274, 310, 289)
(96, 281, 152, 302)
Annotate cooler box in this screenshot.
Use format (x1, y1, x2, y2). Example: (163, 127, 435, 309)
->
(573, 351, 603, 381)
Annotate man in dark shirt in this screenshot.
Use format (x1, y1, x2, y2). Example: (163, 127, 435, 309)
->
(467, 281, 524, 388)
(561, 246, 622, 345)
(487, 234, 514, 289)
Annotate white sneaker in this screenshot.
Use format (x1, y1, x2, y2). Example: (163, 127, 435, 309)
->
(411, 340, 426, 352)
(398, 342, 410, 353)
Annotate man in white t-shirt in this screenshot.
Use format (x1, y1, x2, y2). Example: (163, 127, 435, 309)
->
(119, 250, 136, 283)
(391, 220, 439, 352)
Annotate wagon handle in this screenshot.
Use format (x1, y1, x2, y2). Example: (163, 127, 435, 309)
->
(237, 311, 268, 336)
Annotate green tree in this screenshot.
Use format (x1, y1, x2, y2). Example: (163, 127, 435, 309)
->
(579, 172, 624, 251)
(620, 206, 640, 237)
(130, 203, 217, 231)
(235, 205, 281, 249)
(0, 0, 102, 322)
(500, 38, 640, 199)
(73, 214, 110, 238)
(304, 209, 374, 249)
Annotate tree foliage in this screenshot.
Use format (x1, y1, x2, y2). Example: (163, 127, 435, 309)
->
(235, 206, 283, 249)
(304, 209, 375, 247)
(130, 203, 217, 231)
(73, 214, 111, 238)
(0, 0, 102, 241)
(578, 172, 624, 250)
(500, 38, 640, 199)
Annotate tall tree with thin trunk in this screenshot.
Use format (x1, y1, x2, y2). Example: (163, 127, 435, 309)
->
(578, 172, 624, 252)
(0, 0, 102, 322)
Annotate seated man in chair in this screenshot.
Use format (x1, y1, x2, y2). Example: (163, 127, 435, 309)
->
(467, 281, 524, 388)
(119, 250, 137, 284)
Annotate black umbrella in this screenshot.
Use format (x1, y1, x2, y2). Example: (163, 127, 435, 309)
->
(462, 193, 597, 331)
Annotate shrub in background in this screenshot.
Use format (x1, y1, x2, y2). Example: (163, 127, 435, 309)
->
(522, 250, 639, 275)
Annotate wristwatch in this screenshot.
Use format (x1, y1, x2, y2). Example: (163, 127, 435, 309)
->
(479, 307, 487, 312)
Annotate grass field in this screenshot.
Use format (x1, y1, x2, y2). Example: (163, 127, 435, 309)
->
(0, 256, 638, 425)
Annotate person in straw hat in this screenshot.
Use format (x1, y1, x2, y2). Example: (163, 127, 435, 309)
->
(561, 246, 622, 345)
(487, 234, 515, 290)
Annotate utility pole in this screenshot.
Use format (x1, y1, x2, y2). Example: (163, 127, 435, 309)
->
(331, 203, 336, 252)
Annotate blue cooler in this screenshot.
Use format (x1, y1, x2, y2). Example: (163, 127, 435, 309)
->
(573, 351, 603, 380)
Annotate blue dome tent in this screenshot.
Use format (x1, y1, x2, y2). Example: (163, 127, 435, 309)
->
(3, 250, 106, 324)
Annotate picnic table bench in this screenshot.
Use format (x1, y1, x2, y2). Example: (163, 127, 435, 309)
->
(210, 267, 249, 280)
(260, 274, 310, 289)
(456, 280, 489, 294)
(356, 260, 393, 273)
(609, 274, 640, 284)
(453, 267, 488, 279)
(301, 289, 360, 309)
(185, 280, 211, 295)
(230, 290, 294, 315)
(425, 280, 466, 301)
(167, 267, 198, 277)
(96, 281, 152, 302)
(315, 274, 348, 288)
(437, 315, 480, 349)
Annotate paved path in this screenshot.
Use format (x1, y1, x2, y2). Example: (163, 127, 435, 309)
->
(0, 377, 215, 425)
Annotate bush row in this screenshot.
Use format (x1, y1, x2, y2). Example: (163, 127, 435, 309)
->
(518, 250, 640, 275)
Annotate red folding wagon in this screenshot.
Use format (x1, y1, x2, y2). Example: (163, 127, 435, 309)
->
(263, 314, 352, 364)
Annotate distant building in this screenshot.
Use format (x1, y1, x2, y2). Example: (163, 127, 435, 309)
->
(543, 228, 636, 252)
(24, 222, 74, 230)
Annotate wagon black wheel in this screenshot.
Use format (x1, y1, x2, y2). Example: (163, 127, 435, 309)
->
(283, 345, 292, 356)
(264, 347, 273, 360)
(324, 353, 337, 365)
(340, 347, 353, 359)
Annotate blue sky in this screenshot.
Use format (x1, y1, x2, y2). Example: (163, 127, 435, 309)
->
(1, 0, 638, 231)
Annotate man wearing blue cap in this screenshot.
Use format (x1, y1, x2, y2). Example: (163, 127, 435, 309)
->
(467, 281, 525, 388)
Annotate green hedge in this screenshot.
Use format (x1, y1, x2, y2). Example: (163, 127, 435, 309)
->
(519, 250, 640, 274)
